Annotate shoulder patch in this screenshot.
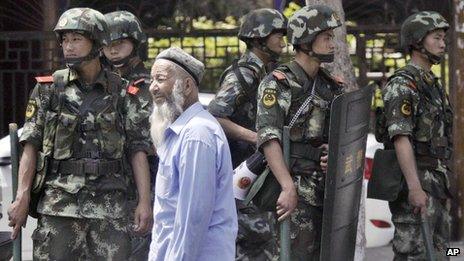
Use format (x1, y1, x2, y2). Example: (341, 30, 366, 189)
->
(35, 76, 53, 83)
(400, 99, 412, 117)
(272, 71, 286, 81)
(127, 85, 140, 95)
(262, 88, 277, 108)
(406, 81, 417, 90)
(25, 100, 37, 119)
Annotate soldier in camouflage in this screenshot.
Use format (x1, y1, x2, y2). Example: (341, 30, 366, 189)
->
(377, 11, 452, 260)
(255, 5, 343, 260)
(103, 11, 154, 261)
(208, 8, 286, 260)
(7, 8, 153, 260)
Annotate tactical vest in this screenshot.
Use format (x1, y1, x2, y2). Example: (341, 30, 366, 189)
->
(376, 64, 453, 160)
(277, 61, 342, 147)
(272, 62, 342, 172)
(46, 70, 126, 161)
(217, 59, 263, 168)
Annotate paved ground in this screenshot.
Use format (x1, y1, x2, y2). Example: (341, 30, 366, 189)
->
(365, 242, 464, 261)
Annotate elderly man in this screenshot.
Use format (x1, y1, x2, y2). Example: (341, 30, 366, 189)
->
(148, 47, 238, 261)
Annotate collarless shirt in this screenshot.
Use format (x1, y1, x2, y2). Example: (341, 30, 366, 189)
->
(149, 102, 237, 261)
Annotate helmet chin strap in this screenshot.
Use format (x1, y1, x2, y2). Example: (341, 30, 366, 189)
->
(259, 43, 281, 62)
(65, 46, 100, 69)
(421, 47, 443, 65)
(413, 43, 443, 65)
(298, 45, 334, 63)
(110, 49, 138, 68)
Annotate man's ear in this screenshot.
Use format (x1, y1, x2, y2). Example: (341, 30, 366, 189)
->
(183, 77, 195, 96)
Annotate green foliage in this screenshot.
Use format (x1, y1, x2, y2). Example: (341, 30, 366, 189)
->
(283, 2, 302, 18)
(146, 16, 245, 92)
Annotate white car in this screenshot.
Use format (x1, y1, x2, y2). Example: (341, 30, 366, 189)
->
(364, 133, 395, 248)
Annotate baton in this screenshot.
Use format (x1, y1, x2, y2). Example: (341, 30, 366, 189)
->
(421, 212, 436, 261)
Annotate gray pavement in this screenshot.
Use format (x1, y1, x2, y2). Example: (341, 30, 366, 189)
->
(365, 242, 464, 261)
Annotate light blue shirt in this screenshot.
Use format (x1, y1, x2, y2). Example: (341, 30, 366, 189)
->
(149, 102, 237, 261)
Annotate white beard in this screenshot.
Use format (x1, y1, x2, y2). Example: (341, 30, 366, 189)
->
(149, 80, 185, 149)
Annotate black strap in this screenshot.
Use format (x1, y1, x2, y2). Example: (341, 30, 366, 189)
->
(231, 59, 260, 102)
(290, 142, 324, 162)
(56, 159, 122, 176)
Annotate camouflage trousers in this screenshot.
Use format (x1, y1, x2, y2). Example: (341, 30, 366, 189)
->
(286, 173, 325, 261)
(236, 200, 279, 261)
(389, 192, 450, 261)
(32, 214, 130, 261)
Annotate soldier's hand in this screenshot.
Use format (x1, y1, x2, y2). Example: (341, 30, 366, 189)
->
(276, 185, 298, 222)
(408, 188, 428, 215)
(319, 144, 329, 173)
(7, 195, 30, 240)
(320, 155, 328, 173)
(133, 202, 153, 235)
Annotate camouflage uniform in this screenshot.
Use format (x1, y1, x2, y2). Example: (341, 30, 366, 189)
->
(20, 8, 152, 260)
(208, 9, 286, 260)
(379, 11, 452, 261)
(256, 6, 343, 260)
(105, 11, 154, 261)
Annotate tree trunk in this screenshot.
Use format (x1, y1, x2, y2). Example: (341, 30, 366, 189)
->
(450, 0, 464, 240)
(304, 1, 365, 260)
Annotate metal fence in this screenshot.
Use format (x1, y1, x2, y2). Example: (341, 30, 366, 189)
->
(0, 27, 449, 137)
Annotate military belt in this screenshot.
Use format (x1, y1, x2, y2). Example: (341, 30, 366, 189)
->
(54, 159, 122, 176)
(290, 143, 324, 162)
(72, 150, 103, 159)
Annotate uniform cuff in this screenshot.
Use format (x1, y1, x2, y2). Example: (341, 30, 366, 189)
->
(257, 126, 282, 149)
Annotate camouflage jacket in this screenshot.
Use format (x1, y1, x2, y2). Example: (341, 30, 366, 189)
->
(382, 63, 453, 197)
(256, 61, 343, 175)
(208, 50, 266, 130)
(20, 67, 152, 218)
(208, 50, 266, 167)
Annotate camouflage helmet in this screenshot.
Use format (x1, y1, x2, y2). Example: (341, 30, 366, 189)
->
(400, 11, 449, 50)
(54, 8, 110, 47)
(287, 5, 342, 45)
(104, 11, 147, 46)
(238, 8, 287, 40)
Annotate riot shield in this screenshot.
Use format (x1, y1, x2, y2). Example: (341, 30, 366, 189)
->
(320, 86, 373, 261)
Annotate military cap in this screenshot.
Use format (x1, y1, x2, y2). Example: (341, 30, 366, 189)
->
(401, 11, 449, 50)
(105, 11, 147, 45)
(156, 47, 205, 86)
(238, 8, 287, 40)
(54, 8, 110, 47)
(287, 5, 341, 45)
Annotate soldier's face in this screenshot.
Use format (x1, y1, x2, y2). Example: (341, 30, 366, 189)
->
(423, 29, 446, 56)
(149, 59, 177, 105)
(102, 38, 134, 62)
(312, 29, 335, 55)
(266, 32, 286, 54)
(61, 32, 93, 59)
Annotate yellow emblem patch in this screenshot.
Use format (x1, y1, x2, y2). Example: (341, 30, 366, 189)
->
(262, 88, 277, 108)
(400, 100, 412, 117)
(25, 100, 37, 119)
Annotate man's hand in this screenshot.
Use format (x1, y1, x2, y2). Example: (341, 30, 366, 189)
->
(319, 144, 329, 173)
(276, 185, 298, 222)
(8, 195, 30, 239)
(408, 188, 428, 215)
(133, 202, 153, 235)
